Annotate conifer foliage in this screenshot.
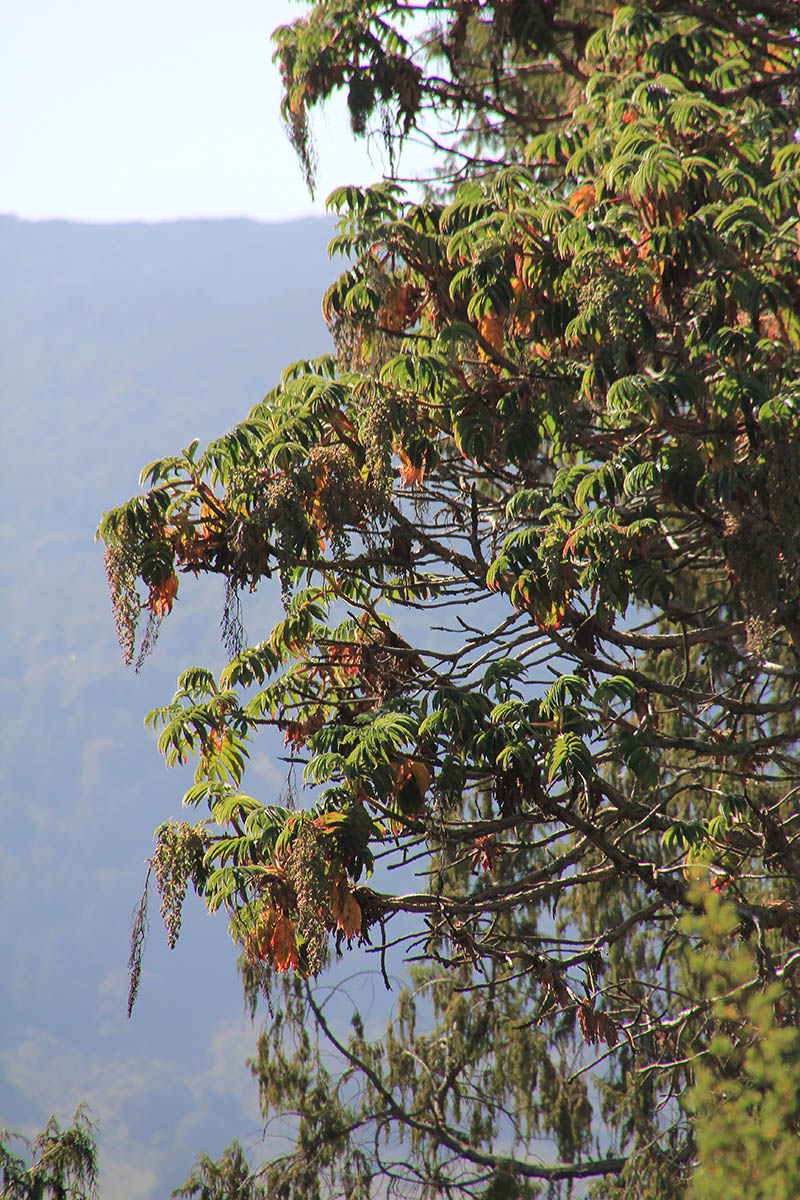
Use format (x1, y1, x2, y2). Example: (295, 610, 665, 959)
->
(100, 3, 800, 1196)
(1, 1107, 98, 1200)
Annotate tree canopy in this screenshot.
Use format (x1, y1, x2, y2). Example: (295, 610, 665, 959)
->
(0, 1108, 98, 1200)
(99, 2, 800, 1196)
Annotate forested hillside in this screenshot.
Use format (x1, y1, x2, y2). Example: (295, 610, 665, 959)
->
(0, 214, 333, 1199)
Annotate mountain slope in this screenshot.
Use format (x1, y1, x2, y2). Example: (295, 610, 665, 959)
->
(0, 215, 335, 1199)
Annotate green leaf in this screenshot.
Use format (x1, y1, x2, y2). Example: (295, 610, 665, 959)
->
(547, 733, 594, 784)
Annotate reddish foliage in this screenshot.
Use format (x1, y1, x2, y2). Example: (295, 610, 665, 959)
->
(148, 572, 178, 616)
(331, 875, 362, 940)
(471, 835, 506, 874)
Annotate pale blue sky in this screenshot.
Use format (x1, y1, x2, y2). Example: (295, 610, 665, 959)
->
(4, 0, 433, 223)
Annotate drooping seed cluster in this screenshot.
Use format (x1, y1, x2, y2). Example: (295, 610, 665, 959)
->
(152, 821, 209, 949)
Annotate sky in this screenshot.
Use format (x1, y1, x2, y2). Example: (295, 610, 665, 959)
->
(3, 0, 433, 225)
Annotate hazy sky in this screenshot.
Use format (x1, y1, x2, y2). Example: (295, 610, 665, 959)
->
(4, 0, 432, 224)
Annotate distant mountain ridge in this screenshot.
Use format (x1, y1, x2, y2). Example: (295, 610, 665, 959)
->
(1, 215, 336, 536)
(0, 213, 335, 305)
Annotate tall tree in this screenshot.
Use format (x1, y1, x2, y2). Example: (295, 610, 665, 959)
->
(0, 1108, 98, 1200)
(100, 2, 800, 1196)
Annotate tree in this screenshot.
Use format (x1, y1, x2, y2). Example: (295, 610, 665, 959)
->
(684, 886, 800, 1200)
(99, 2, 800, 1196)
(0, 1107, 98, 1200)
(172, 1140, 267, 1200)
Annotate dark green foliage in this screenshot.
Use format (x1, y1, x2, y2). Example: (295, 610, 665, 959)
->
(0, 1108, 98, 1200)
(172, 1141, 267, 1199)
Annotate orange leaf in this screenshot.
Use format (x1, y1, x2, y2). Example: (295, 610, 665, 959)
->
(392, 759, 432, 815)
(530, 598, 566, 630)
(382, 282, 412, 332)
(270, 915, 300, 973)
(477, 310, 505, 358)
(398, 447, 424, 487)
(282, 708, 324, 749)
(148, 572, 178, 617)
(569, 184, 596, 216)
(331, 875, 362, 939)
(246, 910, 277, 963)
